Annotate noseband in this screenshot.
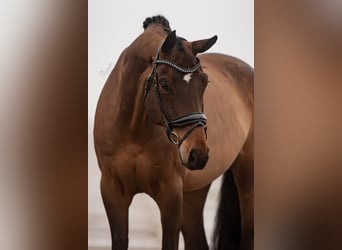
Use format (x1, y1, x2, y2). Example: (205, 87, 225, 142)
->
(144, 44, 207, 147)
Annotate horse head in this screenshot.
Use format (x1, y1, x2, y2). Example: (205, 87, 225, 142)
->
(144, 30, 217, 170)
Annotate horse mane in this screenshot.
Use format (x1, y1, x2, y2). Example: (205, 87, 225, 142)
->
(143, 15, 187, 53)
(143, 15, 172, 33)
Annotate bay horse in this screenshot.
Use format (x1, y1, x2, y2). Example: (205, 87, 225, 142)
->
(94, 15, 253, 250)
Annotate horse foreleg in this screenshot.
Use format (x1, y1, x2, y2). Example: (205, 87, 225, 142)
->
(100, 174, 132, 250)
(181, 185, 210, 250)
(155, 176, 183, 250)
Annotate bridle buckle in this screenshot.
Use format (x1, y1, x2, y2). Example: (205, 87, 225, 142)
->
(168, 131, 179, 145)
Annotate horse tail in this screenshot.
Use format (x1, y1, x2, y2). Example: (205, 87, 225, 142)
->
(212, 156, 242, 250)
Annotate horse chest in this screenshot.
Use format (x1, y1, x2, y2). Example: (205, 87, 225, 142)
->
(112, 143, 176, 195)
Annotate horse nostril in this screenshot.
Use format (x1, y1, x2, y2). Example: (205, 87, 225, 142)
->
(188, 149, 198, 168)
(187, 149, 208, 170)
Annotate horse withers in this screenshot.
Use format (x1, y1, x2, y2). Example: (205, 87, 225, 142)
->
(94, 15, 254, 250)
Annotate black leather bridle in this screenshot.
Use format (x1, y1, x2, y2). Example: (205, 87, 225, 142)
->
(144, 44, 207, 148)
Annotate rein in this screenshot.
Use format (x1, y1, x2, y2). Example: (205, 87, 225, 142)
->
(144, 44, 207, 147)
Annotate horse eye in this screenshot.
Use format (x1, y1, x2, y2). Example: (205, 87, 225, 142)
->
(160, 81, 170, 92)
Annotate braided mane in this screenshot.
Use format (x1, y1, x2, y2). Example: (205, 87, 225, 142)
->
(143, 15, 171, 33)
(143, 15, 186, 52)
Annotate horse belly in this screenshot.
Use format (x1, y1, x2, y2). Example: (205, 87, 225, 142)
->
(183, 63, 253, 191)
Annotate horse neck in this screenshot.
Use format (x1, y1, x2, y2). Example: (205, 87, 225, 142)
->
(115, 32, 164, 136)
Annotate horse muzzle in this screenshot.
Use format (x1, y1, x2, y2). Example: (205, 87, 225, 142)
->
(175, 126, 209, 170)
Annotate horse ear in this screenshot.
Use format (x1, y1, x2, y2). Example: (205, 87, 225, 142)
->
(161, 30, 177, 54)
(192, 35, 218, 55)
